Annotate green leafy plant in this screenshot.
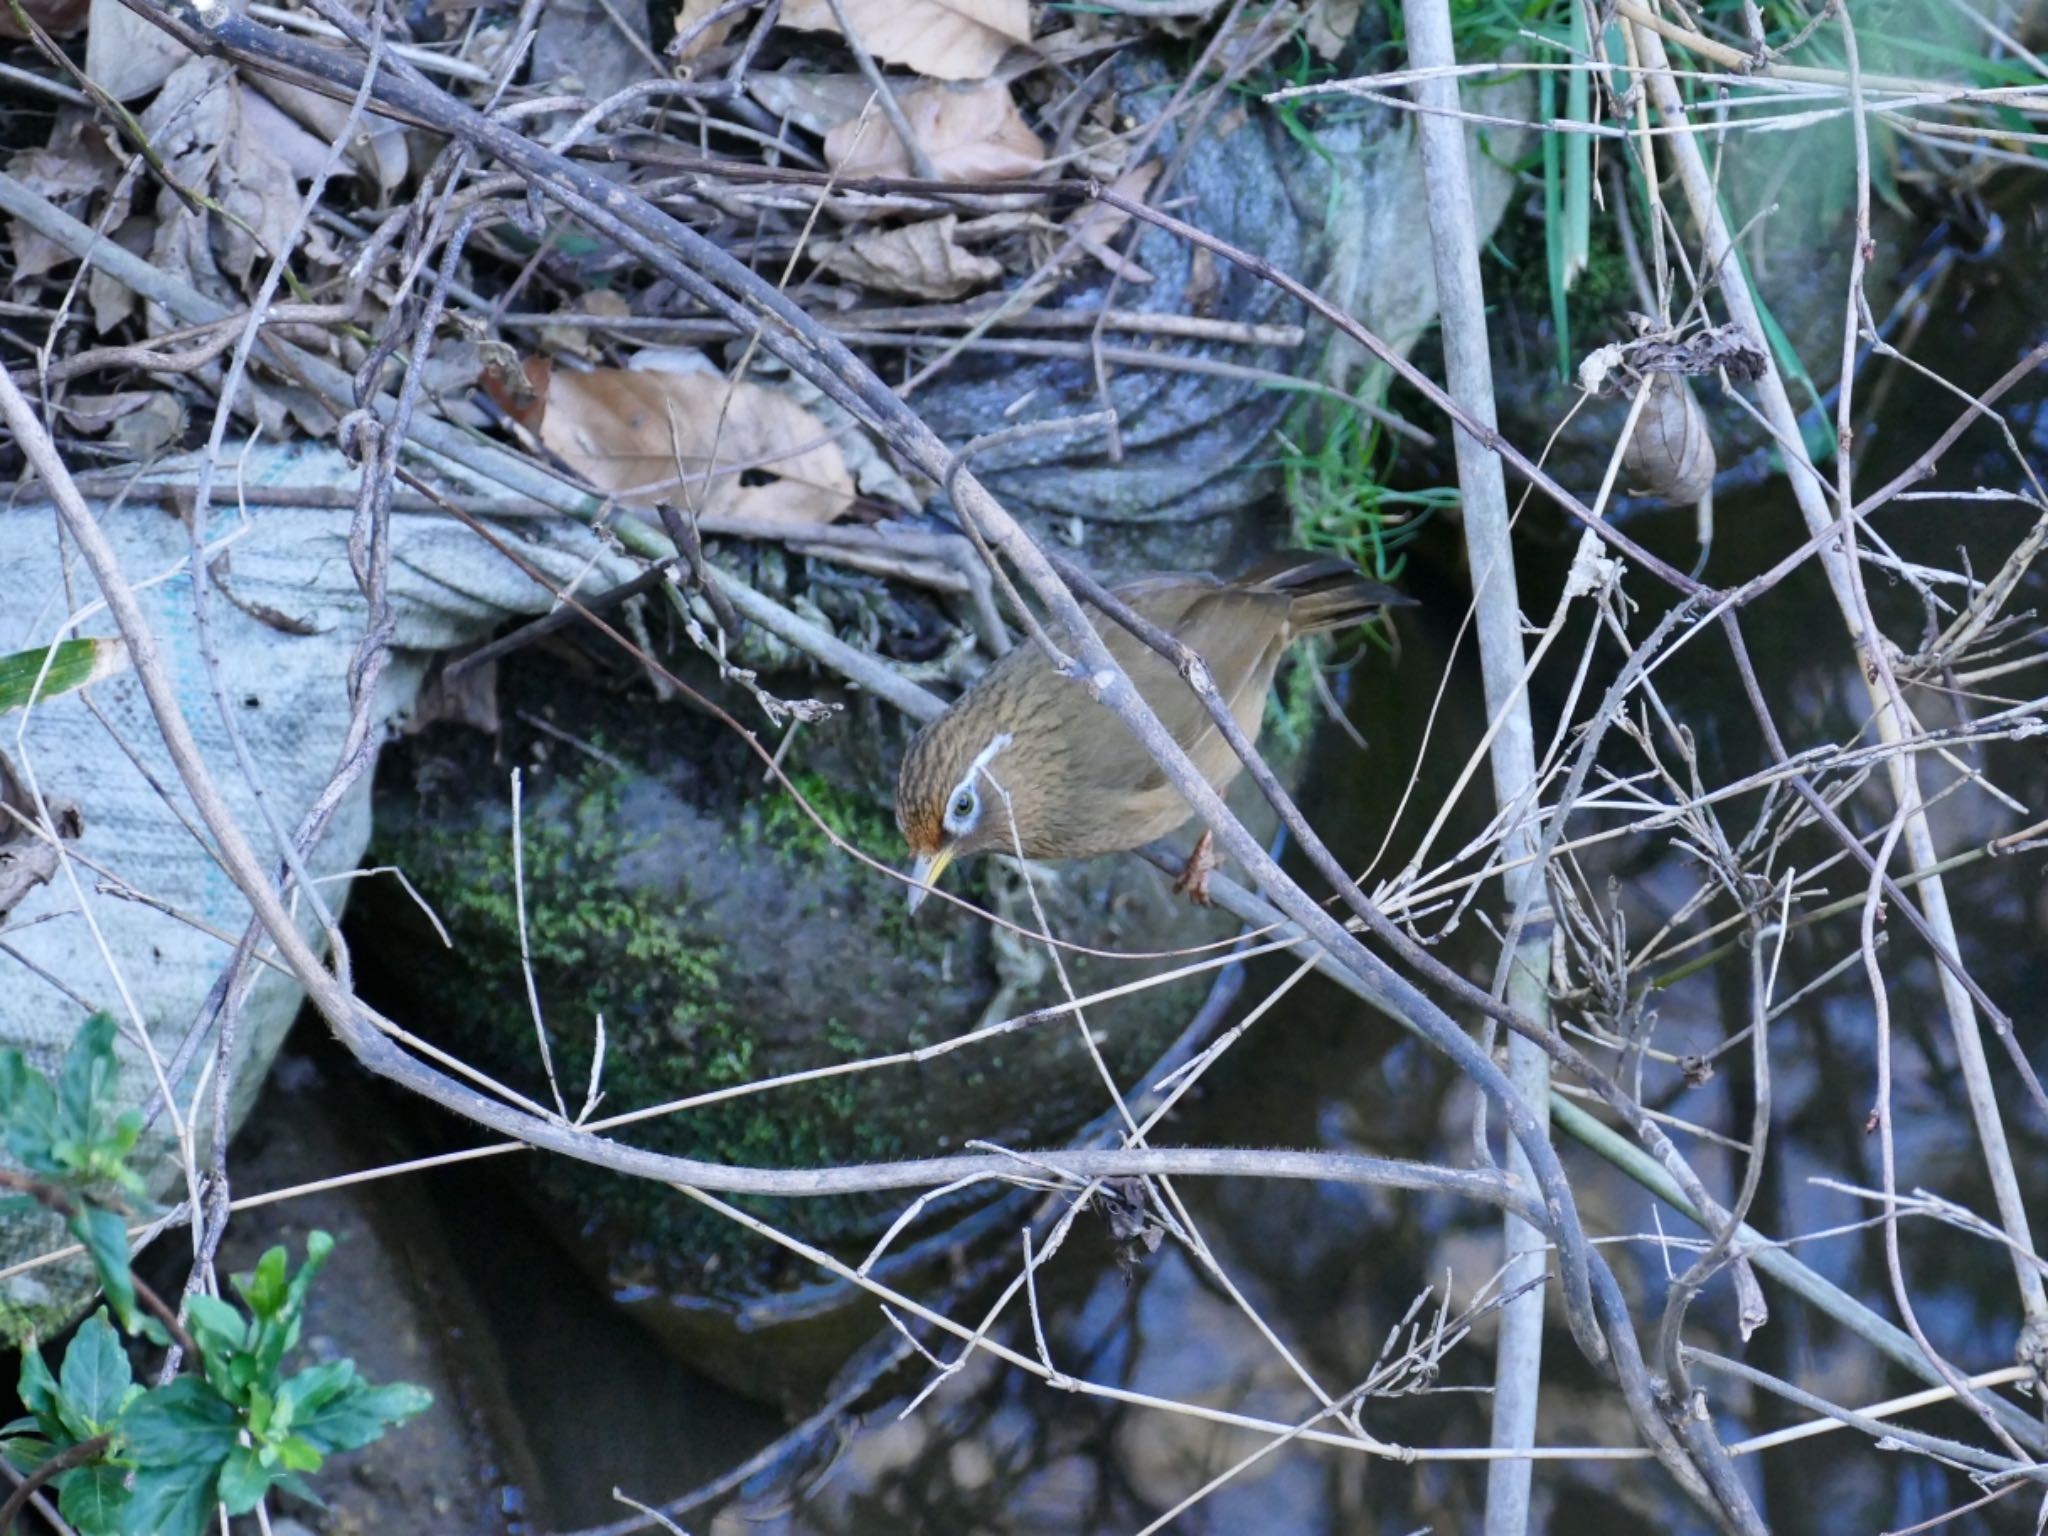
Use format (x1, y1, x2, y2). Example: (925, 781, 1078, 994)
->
(0, 1014, 430, 1535)
(0, 1015, 149, 1332)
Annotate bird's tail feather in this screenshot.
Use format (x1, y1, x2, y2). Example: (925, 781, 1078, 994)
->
(1240, 552, 1414, 634)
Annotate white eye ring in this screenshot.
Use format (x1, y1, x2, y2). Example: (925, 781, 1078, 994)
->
(944, 785, 979, 833)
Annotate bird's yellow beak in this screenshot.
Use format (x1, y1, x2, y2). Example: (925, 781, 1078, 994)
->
(906, 844, 956, 913)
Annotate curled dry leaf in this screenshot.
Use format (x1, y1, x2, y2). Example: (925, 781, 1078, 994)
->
(814, 214, 1002, 299)
(512, 357, 856, 523)
(1622, 372, 1716, 504)
(825, 80, 1044, 183)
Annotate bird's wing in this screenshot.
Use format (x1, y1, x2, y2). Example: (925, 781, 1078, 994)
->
(1063, 586, 1288, 795)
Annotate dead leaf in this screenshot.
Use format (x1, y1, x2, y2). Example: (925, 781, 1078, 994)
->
(88, 215, 155, 334)
(825, 80, 1044, 182)
(84, 0, 198, 99)
(1622, 372, 1716, 504)
(248, 76, 410, 190)
(814, 214, 1001, 299)
(139, 60, 310, 309)
(4, 111, 125, 283)
(780, 0, 1028, 79)
(532, 358, 855, 523)
(669, 0, 738, 60)
(1054, 160, 1159, 283)
(109, 393, 186, 460)
(1303, 0, 1363, 58)
(748, 72, 883, 138)
(539, 287, 634, 360)
(534, 0, 651, 102)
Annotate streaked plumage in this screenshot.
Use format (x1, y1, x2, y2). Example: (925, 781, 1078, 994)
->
(895, 556, 1407, 908)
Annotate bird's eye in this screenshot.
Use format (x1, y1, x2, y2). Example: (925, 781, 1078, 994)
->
(951, 790, 976, 820)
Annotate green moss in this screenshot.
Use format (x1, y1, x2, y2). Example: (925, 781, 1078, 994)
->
(751, 770, 900, 860)
(1263, 646, 1325, 762)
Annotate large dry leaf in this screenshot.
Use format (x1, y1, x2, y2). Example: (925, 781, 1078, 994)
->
(814, 215, 1001, 299)
(781, 0, 1027, 80)
(85, 0, 194, 99)
(532, 359, 855, 523)
(249, 76, 410, 190)
(139, 60, 310, 308)
(825, 80, 1044, 182)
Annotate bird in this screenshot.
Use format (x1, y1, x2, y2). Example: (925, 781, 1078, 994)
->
(895, 554, 1410, 911)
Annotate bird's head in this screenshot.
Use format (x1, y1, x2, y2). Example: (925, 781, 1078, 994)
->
(895, 716, 1017, 913)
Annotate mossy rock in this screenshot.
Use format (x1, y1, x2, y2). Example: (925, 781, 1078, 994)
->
(353, 642, 1312, 1348)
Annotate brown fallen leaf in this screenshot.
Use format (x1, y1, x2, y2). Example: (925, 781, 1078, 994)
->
(814, 214, 1002, 299)
(825, 80, 1044, 182)
(781, 0, 1028, 80)
(524, 357, 856, 523)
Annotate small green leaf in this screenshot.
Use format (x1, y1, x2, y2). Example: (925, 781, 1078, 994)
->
(19, 1343, 62, 1430)
(182, 1294, 246, 1361)
(233, 1246, 290, 1321)
(117, 1377, 238, 1466)
(57, 1014, 120, 1156)
(123, 1457, 222, 1536)
(0, 1052, 62, 1173)
(292, 1374, 432, 1455)
(67, 1205, 136, 1332)
(0, 639, 129, 716)
(58, 1311, 134, 1434)
(246, 1385, 274, 1439)
(55, 1461, 128, 1536)
(216, 1443, 271, 1515)
(276, 1434, 322, 1474)
(1, 1435, 54, 1474)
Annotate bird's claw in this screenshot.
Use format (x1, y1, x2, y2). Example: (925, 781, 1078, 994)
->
(1174, 830, 1221, 907)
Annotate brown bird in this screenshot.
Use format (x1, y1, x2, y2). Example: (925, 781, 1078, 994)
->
(896, 555, 1409, 911)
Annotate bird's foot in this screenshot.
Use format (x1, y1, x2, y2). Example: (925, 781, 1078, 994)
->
(1173, 830, 1221, 907)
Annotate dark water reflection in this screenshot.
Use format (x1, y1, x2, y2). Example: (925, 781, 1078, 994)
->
(372, 206, 2046, 1534)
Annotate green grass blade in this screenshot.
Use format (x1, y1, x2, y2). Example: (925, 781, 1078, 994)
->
(0, 639, 130, 715)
